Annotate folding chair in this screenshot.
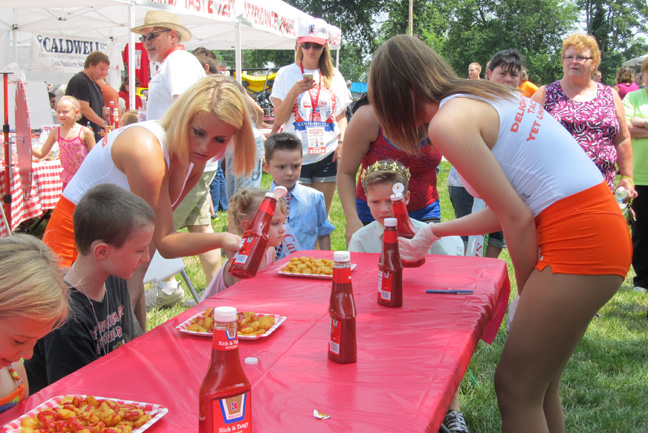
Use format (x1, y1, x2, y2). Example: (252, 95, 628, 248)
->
(143, 251, 200, 303)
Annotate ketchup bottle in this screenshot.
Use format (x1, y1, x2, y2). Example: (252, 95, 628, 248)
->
(378, 218, 403, 307)
(328, 251, 357, 364)
(229, 187, 287, 279)
(391, 183, 425, 268)
(199, 306, 251, 433)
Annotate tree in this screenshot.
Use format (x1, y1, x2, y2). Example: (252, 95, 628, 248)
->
(580, 0, 648, 83)
(444, 0, 579, 85)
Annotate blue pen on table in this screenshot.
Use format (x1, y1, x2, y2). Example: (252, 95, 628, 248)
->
(426, 289, 474, 295)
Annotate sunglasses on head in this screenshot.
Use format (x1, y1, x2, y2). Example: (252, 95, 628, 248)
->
(140, 29, 170, 43)
(301, 42, 324, 51)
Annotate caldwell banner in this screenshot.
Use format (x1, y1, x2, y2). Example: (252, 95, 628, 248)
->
(30, 33, 109, 73)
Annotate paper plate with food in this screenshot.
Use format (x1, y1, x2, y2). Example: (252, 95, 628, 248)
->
(176, 308, 286, 340)
(3, 394, 167, 433)
(276, 256, 356, 279)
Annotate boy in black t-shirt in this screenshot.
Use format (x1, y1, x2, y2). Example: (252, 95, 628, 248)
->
(25, 184, 155, 393)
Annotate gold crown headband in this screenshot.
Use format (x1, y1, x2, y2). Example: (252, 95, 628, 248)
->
(361, 160, 411, 183)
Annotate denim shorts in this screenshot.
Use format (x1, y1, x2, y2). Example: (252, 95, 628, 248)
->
(299, 152, 337, 184)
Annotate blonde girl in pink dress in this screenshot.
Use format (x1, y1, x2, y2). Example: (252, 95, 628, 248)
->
(31, 96, 96, 190)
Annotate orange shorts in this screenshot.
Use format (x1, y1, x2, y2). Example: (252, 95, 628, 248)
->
(535, 182, 632, 277)
(42, 196, 77, 268)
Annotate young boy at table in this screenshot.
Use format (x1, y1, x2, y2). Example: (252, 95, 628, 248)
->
(264, 133, 335, 259)
(347, 160, 471, 433)
(348, 159, 450, 255)
(24, 184, 152, 393)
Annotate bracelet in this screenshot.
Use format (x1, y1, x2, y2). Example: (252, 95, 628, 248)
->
(620, 175, 635, 186)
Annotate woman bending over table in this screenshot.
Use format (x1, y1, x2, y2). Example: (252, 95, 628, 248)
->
(43, 75, 257, 329)
(369, 35, 631, 433)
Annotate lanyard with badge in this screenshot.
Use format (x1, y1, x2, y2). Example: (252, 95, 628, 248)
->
(300, 61, 326, 155)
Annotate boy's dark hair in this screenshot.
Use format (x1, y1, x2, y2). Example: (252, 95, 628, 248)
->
(264, 132, 302, 162)
(487, 49, 522, 75)
(73, 184, 156, 255)
(84, 51, 110, 69)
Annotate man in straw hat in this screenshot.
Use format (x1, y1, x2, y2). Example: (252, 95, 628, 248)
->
(131, 10, 209, 310)
(131, 9, 205, 121)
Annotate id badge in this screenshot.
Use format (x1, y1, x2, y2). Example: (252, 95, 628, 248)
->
(307, 127, 326, 155)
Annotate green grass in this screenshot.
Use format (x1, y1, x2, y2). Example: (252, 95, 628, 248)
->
(145, 161, 647, 431)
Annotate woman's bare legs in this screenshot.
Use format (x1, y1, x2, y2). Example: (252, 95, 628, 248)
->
(495, 267, 622, 433)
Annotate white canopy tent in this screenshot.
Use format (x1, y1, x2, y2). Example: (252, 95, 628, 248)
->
(0, 0, 342, 126)
(622, 54, 647, 67)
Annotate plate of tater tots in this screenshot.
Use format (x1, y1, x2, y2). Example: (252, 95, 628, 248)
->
(276, 256, 356, 279)
(177, 308, 286, 340)
(4, 394, 167, 433)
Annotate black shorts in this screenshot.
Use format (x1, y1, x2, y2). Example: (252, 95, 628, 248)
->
(299, 152, 337, 184)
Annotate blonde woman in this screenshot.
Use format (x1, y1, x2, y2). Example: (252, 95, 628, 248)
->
(43, 75, 257, 328)
(369, 35, 631, 433)
(0, 235, 68, 413)
(270, 18, 351, 214)
(532, 34, 634, 197)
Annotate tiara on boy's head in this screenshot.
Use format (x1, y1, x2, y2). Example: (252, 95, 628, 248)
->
(360, 160, 411, 183)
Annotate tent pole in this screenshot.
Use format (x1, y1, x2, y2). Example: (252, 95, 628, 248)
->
(235, 22, 242, 85)
(2, 72, 11, 229)
(129, 4, 136, 113)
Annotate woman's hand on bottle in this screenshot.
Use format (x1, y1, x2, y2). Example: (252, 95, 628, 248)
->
(398, 224, 439, 262)
(220, 233, 243, 259)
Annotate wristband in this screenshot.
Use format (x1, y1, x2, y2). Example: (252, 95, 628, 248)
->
(620, 175, 634, 186)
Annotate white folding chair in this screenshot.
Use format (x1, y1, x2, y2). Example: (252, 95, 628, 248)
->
(143, 251, 200, 302)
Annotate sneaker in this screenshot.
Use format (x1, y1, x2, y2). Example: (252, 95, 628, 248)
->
(634, 286, 646, 293)
(440, 410, 470, 433)
(146, 280, 184, 309)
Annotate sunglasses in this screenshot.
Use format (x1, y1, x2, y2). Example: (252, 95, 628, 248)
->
(140, 29, 170, 43)
(301, 42, 324, 51)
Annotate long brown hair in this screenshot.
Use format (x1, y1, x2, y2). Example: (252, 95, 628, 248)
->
(295, 43, 335, 89)
(369, 35, 515, 154)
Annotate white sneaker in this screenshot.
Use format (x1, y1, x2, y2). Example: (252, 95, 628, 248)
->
(146, 280, 184, 309)
(634, 286, 646, 293)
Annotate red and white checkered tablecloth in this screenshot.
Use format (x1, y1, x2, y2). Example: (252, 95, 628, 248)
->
(0, 160, 63, 237)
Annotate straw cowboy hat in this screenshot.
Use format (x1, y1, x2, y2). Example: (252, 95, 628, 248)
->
(131, 10, 192, 42)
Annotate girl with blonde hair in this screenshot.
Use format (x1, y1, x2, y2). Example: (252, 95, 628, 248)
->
(31, 95, 96, 190)
(201, 188, 287, 299)
(43, 75, 257, 329)
(0, 235, 68, 413)
(369, 35, 631, 433)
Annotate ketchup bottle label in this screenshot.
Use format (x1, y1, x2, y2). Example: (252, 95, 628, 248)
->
(232, 237, 259, 265)
(211, 392, 251, 432)
(328, 317, 342, 355)
(212, 328, 238, 351)
(378, 270, 393, 301)
(332, 267, 351, 285)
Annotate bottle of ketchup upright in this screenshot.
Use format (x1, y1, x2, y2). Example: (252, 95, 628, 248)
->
(328, 251, 357, 364)
(229, 186, 287, 279)
(378, 218, 403, 307)
(391, 183, 425, 268)
(199, 306, 251, 433)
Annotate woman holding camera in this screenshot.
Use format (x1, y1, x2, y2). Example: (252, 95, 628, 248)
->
(270, 18, 351, 214)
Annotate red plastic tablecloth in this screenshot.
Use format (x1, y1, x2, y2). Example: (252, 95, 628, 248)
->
(0, 160, 62, 237)
(0, 251, 510, 433)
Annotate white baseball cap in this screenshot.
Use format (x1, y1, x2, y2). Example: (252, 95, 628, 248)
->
(298, 18, 328, 45)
